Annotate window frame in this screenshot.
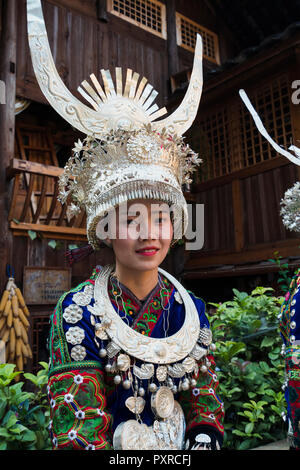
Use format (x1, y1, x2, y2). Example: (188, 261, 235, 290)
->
(107, 0, 167, 40)
(176, 12, 220, 65)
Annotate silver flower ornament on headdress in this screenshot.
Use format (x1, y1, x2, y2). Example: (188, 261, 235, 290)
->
(27, 0, 204, 248)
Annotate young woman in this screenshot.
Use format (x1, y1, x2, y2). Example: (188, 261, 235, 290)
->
(26, 0, 224, 449)
(47, 197, 224, 450)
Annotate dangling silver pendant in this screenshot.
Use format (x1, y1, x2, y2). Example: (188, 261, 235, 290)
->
(151, 386, 175, 419)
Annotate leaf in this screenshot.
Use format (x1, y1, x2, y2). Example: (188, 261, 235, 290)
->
(23, 372, 39, 385)
(48, 239, 57, 250)
(260, 336, 276, 348)
(20, 429, 37, 442)
(245, 422, 254, 434)
(237, 438, 254, 450)
(232, 429, 247, 437)
(3, 411, 18, 428)
(28, 230, 37, 240)
(68, 244, 78, 250)
(251, 286, 274, 296)
(259, 362, 271, 373)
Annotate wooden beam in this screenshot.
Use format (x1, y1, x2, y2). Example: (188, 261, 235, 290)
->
(166, 0, 179, 77)
(11, 230, 87, 242)
(185, 237, 300, 270)
(10, 220, 86, 237)
(191, 155, 291, 193)
(184, 259, 300, 280)
(0, 0, 17, 291)
(6, 158, 64, 179)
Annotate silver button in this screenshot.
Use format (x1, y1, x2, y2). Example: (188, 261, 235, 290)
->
(291, 309, 296, 316)
(291, 299, 296, 306)
(290, 335, 296, 343)
(291, 321, 296, 329)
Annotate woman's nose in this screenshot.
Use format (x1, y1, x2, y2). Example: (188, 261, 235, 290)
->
(138, 218, 158, 240)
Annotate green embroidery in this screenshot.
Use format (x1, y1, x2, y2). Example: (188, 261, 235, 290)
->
(289, 370, 300, 380)
(49, 360, 103, 378)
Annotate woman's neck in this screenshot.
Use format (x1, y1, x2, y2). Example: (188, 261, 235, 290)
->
(114, 264, 159, 300)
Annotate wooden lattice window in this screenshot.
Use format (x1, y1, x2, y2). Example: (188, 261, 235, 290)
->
(190, 107, 231, 181)
(239, 75, 293, 167)
(108, 0, 167, 39)
(191, 74, 293, 182)
(176, 13, 220, 64)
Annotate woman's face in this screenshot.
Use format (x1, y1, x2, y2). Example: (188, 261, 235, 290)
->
(105, 199, 173, 273)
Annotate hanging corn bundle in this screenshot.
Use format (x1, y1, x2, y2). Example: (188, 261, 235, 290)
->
(0, 267, 32, 377)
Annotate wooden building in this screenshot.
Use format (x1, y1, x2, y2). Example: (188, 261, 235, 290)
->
(0, 0, 299, 370)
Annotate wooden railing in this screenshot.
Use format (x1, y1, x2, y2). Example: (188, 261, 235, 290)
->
(7, 159, 87, 241)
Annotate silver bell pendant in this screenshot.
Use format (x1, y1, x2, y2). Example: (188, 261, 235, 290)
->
(99, 348, 107, 358)
(114, 375, 122, 385)
(190, 378, 197, 387)
(149, 383, 157, 393)
(123, 379, 131, 390)
(181, 379, 190, 391)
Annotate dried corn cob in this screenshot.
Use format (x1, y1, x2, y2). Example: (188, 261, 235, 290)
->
(7, 307, 13, 328)
(20, 322, 29, 345)
(17, 308, 30, 328)
(3, 299, 11, 317)
(0, 290, 9, 313)
(1, 328, 10, 343)
(14, 287, 26, 309)
(0, 316, 6, 331)
(0, 276, 32, 374)
(9, 328, 16, 355)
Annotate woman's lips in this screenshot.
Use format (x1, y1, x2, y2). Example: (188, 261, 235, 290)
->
(135, 247, 159, 256)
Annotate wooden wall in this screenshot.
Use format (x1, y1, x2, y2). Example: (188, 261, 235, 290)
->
(15, 0, 233, 106)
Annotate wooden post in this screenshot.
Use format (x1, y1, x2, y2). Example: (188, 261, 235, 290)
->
(97, 0, 108, 22)
(0, 0, 17, 292)
(232, 179, 244, 252)
(166, 0, 179, 78)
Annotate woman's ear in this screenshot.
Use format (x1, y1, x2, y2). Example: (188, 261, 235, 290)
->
(102, 238, 113, 248)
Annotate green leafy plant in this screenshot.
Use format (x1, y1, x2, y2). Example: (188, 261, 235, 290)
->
(209, 286, 286, 450)
(268, 250, 298, 294)
(0, 362, 51, 450)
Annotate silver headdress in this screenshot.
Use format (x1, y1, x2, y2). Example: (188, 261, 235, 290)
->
(27, 0, 204, 248)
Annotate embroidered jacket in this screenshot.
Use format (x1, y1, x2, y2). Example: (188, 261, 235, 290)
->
(47, 266, 224, 450)
(279, 268, 300, 449)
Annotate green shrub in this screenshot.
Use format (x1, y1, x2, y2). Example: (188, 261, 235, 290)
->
(209, 286, 287, 450)
(0, 362, 51, 450)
